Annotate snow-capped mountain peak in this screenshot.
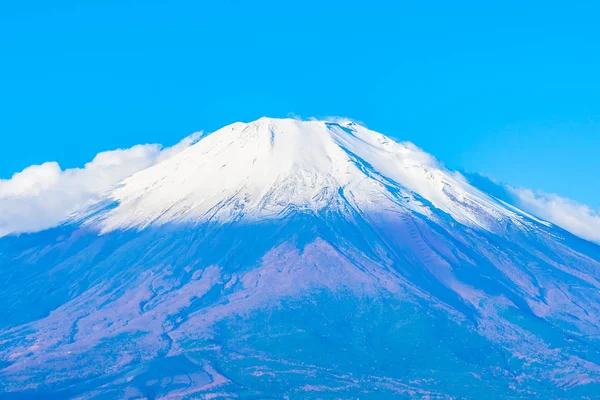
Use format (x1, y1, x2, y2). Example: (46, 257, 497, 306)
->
(88, 117, 521, 233)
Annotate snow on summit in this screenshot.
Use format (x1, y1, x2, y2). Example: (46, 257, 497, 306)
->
(89, 117, 522, 233)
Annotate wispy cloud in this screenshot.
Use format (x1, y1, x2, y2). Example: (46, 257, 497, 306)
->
(286, 113, 368, 127)
(0, 132, 202, 237)
(466, 173, 600, 244)
(507, 187, 600, 244)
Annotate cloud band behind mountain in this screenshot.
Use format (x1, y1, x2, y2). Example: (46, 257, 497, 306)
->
(466, 173, 600, 244)
(0, 132, 202, 237)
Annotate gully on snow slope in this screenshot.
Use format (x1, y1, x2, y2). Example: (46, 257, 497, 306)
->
(1, 118, 600, 399)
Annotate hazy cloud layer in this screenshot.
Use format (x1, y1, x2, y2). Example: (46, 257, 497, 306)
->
(0, 132, 202, 237)
(465, 173, 600, 245)
(508, 187, 600, 244)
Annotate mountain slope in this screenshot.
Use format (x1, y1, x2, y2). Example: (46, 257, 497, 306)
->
(1, 118, 600, 399)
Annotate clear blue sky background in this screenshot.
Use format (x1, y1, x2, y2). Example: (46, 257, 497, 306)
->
(1, 1, 599, 207)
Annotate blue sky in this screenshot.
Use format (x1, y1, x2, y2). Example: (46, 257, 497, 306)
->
(1, 1, 599, 208)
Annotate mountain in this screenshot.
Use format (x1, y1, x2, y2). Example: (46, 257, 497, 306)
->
(1, 117, 600, 399)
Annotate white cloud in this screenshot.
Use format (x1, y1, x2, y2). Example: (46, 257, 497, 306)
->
(315, 115, 368, 127)
(507, 187, 600, 244)
(465, 172, 600, 244)
(286, 113, 368, 128)
(0, 132, 202, 237)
